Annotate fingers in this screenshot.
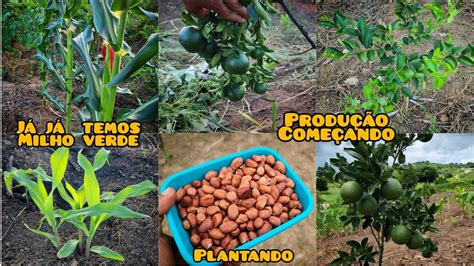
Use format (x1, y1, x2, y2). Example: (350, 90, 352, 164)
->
(224, 0, 249, 19)
(159, 187, 177, 216)
(192, 8, 211, 18)
(214, 1, 246, 23)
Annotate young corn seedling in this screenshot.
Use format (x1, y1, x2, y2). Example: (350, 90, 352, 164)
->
(3, 147, 156, 261)
(320, 0, 473, 113)
(4, 148, 71, 248)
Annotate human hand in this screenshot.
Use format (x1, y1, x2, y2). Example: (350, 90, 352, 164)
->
(183, 0, 248, 23)
(158, 188, 186, 265)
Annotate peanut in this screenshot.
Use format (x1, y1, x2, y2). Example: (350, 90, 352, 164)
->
(230, 157, 243, 170)
(205, 171, 218, 180)
(219, 220, 238, 234)
(201, 238, 213, 249)
(200, 194, 214, 207)
(202, 184, 216, 194)
(209, 228, 226, 240)
(228, 204, 239, 220)
(198, 218, 213, 233)
(190, 234, 201, 246)
(174, 154, 304, 252)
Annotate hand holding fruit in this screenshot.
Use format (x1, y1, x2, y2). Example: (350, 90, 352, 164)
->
(183, 0, 248, 23)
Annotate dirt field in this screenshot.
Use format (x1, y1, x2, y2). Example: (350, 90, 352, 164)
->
(159, 0, 317, 132)
(316, 0, 474, 133)
(159, 134, 317, 265)
(316, 193, 474, 265)
(1, 135, 158, 264)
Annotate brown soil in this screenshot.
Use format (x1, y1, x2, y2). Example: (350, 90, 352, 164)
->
(317, 193, 474, 265)
(316, 0, 474, 133)
(1, 134, 159, 264)
(159, 0, 317, 132)
(159, 133, 317, 265)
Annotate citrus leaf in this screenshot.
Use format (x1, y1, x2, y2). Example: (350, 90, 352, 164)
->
(108, 33, 158, 86)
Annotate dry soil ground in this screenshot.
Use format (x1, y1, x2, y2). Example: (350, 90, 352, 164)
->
(158, 133, 317, 265)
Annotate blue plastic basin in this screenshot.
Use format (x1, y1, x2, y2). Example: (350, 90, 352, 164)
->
(160, 147, 314, 265)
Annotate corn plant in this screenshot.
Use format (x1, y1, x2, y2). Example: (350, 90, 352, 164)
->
(454, 186, 474, 218)
(3, 147, 156, 261)
(74, 0, 158, 123)
(32, 0, 158, 131)
(320, 0, 473, 113)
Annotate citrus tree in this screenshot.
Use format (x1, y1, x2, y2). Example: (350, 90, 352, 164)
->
(320, 0, 473, 113)
(178, 0, 280, 102)
(319, 134, 440, 265)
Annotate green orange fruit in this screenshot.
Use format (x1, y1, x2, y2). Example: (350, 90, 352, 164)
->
(340, 181, 363, 203)
(179, 26, 206, 53)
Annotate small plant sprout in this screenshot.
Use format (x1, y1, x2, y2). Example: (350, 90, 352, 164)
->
(3, 147, 156, 261)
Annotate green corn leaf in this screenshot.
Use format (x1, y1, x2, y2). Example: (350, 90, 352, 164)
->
(56, 209, 90, 236)
(77, 185, 86, 207)
(65, 182, 80, 208)
(34, 51, 67, 90)
(50, 148, 69, 189)
(78, 151, 100, 206)
(13, 171, 45, 211)
(108, 33, 159, 86)
(135, 7, 159, 20)
(44, 193, 57, 229)
(117, 95, 158, 122)
(111, 0, 141, 11)
(65, 0, 83, 19)
(90, 0, 118, 44)
(3, 172, 13, 195)
(90, 246, 124, 261)
(36, 173, 48, 201)
(62, 203, 150, 220)
(57, 239, 80, 258)
(93, 148, 111, 171)
(110, 180, 156, 205)
(40, 89, 66, 113)
(73, 27, 101, 115)
(24, 223, 60, 248)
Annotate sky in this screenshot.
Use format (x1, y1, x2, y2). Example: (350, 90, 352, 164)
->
(316, 134, 474, 168)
